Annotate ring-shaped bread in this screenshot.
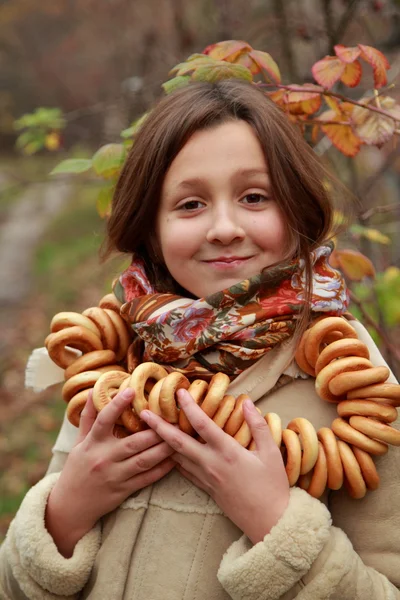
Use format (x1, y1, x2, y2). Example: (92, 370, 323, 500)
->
(331, 417, 388, 455)
(64, 349, 117, 380)
(287, 417, 319, 475)
(47, 326, 103, 368)
(317, 426, 344, 490)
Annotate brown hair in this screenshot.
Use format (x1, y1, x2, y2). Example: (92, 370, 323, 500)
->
(103, 80, 346, 330)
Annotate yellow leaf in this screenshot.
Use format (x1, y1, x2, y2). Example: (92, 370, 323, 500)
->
(330, 249, 375, 281)
(45, 132, 60, 151)
(352, 104, 396, 145)
(340, 60, 362, 87)
(312, 56, 345, 88)
(383, 266, 400, 283)
(334, 45, 361, 64)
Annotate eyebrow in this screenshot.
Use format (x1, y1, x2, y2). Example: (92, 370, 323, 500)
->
(171, 168, 270, 192)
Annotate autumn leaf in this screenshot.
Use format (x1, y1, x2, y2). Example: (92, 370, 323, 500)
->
(358, 44, 390, 88)
(318, 109, 361, 157)
(341, 60, 362, 87)
(92, 144, 126, 179)
(170, 56, 215, 76)
(203, 40, 252, 62)
(351, 103, 397, 146)
(162, 75, 190, 95)
(334, 45, 361, 64)
(350, 224, 391, 245)
(191, 61, 253, 83)
(248, 50, 281, 83)
(330, 249, 375, 281)
(96, 182, 115, 218)
(50, 158, 92, 175)
(312, 56, 345, 88)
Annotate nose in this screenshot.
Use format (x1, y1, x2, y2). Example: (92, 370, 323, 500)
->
(205, 204, 245, 245)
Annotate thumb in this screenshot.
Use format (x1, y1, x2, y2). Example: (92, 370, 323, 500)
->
(75, 389, 97, 445)
(243, 398, 273, 456)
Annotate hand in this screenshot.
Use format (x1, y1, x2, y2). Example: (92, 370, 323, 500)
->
(45, 389, 175, 557)
(140, 390, 290, 545)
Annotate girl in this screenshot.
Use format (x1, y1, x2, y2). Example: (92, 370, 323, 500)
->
(1, 80, 399, 600)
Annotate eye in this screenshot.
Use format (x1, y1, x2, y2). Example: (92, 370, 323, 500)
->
(179, 199, 205, 211)
(241, 193, 269, 205)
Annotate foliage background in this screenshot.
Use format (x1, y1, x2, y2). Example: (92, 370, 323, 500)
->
(0, 0, 399, 540)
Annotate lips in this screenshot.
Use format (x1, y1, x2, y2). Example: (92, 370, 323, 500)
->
(203, 256, 253, 262)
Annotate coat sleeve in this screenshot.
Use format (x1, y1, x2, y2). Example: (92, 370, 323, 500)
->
(0, 416, 100, 600)
(217, 323, 400, 600)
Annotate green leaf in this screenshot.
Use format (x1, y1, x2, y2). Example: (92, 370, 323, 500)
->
(50, 158, 93, 175)
(191, 61, 253, 83)
(162, 75, 191, 95)
(92, 144, 126, 179)
(120, 113, 149, 138)
(96, 183, 115, 218)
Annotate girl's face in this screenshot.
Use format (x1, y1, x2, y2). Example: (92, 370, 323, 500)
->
(156, 120, 288, 298)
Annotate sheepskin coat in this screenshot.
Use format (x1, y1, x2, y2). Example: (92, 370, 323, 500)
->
(0, 321, 399, 600)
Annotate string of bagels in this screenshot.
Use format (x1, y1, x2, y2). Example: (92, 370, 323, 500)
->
(45, 292, 400, 500)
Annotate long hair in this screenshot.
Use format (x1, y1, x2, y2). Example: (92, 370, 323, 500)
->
(102, 80, 348, 333)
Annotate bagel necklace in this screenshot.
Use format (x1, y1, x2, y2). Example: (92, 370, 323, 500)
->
(45, 293, 400, 501)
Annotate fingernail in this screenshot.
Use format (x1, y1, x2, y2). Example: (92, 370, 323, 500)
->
(120, 388, 134, 401)
(244, 398, 255, 412)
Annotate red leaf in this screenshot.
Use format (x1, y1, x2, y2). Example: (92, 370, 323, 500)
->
(319, 110, 362, 157)
(340, 60, 362, 87)
(334, 45, 361, 64)
(312, 56, 345, 88)
(203, 40, 252, 62)
(358, 44, 390, 88)
(248, 50, 281, 83)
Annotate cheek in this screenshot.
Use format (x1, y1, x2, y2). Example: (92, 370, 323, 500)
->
(158, 218, 198, 263)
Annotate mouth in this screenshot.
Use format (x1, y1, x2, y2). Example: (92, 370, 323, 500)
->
(201, 256, 255, 269)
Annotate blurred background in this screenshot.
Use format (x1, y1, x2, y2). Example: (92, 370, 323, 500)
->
(0, 0, 399, 540)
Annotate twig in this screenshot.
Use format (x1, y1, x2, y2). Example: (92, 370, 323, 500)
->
(360, 202, 400, 221)
(331, 0, 362, 50)
(349, 290, 400, 363)
(261, 83, 400, 120)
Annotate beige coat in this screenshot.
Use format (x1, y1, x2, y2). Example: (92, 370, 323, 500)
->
(1, 321, 399, 600)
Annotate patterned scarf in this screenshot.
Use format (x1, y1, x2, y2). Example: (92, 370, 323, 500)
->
(114, 243, 348, 381)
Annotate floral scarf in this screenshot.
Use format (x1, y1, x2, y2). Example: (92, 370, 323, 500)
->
(114, 243, 348, 381)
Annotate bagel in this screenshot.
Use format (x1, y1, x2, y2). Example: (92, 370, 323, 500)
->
(200, 372, 230, 419)
(349, 416, 400, 447)
(130, 362, 168, 416)
(98, 293, 122, 312)
(83, 307, 118, 352)
(304, 317, 358, 369)
(331, 417, 388, 455)
(66, 389, 91, 427)
(317, 427, 343, 490)
(224, 394, 247, 436)
(329, 365, 390, 397)
(179, 380, 209, 435)
(314, 338, 370, 375)
(287, 417, 319, 474)
(104, 308, 131, 362)
(337, 440, 367, 499)
(62, 370, 102, 402)
(300, 442, 328, 499)
(352, 446, 380, 491)
(337, 399, 398, 423)
(159, 372, 190, 423)
(92, 371, 130, 412)
(50, 312, 101, 338)
(347, 383, 400, 406)
(47, 326, 103, 368)
(316, 357, 373, 403)
(64, 349, 117, 380)
(281, 428, 302, 486)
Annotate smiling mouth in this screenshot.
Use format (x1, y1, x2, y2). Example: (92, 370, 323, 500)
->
(202, 256, 254, 268)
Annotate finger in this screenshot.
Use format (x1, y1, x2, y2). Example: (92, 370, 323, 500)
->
(120, 441, 175, 479)
(76, 390, 97, 444)
(126, 457, 176, 490)
(175, 464, 208, 493)
(90, 389, 135, 441)
(243, 399, 274, 457)
(113, 428, 165, 461)
(140, 407, 209, 464)
(176, 389, 231, 449)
